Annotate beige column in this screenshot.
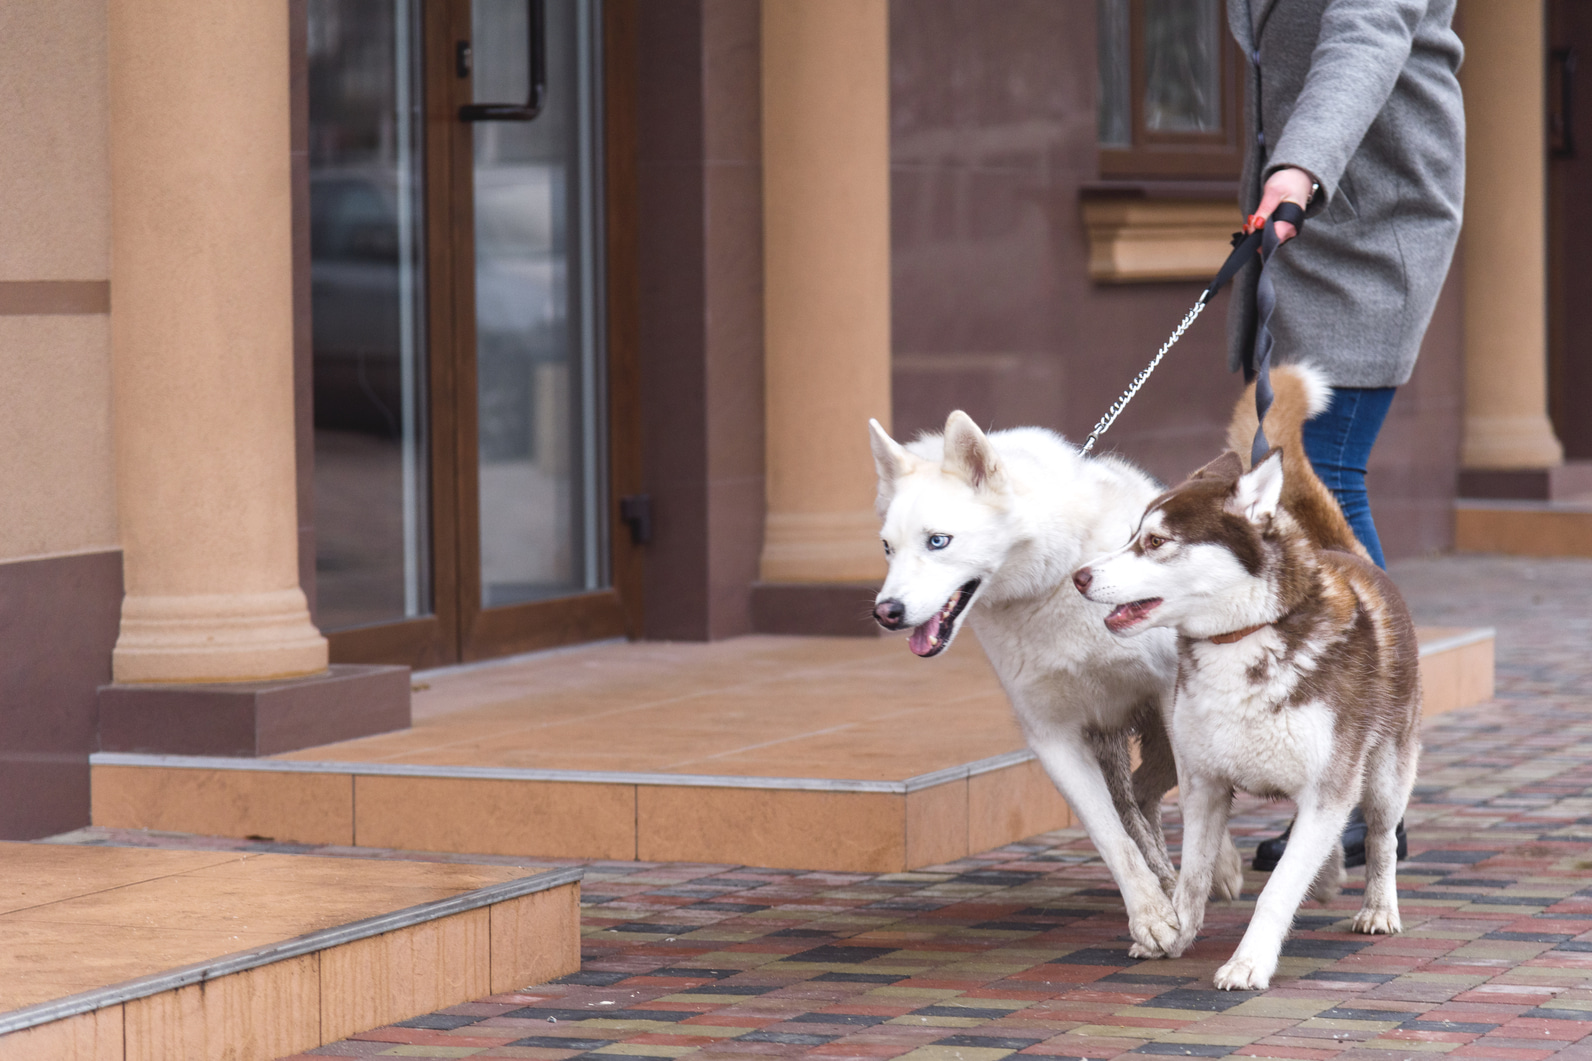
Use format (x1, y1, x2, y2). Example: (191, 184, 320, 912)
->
(1460, 0, 1564, 469)
(759, 0, 892, 583)
(108, 0, 327, 682)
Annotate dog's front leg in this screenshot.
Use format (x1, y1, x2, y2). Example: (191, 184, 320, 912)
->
(1030, 736, 1179, 958)
(1215, 796, 1353, 991)
(1168, 773, 1232, 957)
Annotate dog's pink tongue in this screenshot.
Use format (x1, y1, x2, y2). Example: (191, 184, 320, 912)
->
(908, 620, 938, 656)
(1104, 598, 1159, 633)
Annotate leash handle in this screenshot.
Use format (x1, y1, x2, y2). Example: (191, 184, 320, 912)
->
(1249, 199, 1307, 464)
(1198, 199, 1307, 307)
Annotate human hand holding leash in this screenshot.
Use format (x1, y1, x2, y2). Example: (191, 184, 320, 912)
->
(1246, 166, 1317, 242)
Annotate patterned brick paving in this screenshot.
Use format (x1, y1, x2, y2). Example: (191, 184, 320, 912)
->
(66, 556, 1592, 1060)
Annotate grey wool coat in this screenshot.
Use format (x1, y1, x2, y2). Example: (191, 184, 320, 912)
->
(1225, 0, 1465, 388)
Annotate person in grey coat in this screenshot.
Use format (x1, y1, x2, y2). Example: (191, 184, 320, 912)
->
(1227, 0, 1463, 870)
(1228, 0, 1463, 564)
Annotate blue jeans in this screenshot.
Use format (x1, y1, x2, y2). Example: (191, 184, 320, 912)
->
(1300, 386, 1396, 570)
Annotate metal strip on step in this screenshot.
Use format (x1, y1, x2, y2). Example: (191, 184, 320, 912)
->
(91, 750, 1045, 795)
(0, 865, 583, 1036)
(1417, 627, 1496, 658)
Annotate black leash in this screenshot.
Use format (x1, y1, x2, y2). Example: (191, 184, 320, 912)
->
(1080, 199, 1307, 455)
(1248, 198, 1306, 464)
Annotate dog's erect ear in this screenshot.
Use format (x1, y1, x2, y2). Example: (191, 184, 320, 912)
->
(942, 411, 1006, 492)
(870, 419, 917, 513)
(1189, 450, 1244, 484)
(869, 419, 913, 481)
(1229, 448, 1285, 523)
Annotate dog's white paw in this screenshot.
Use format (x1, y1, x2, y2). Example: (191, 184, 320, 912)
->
(1127, 901, 1181, 959)
(1211, 839, 1245, 903)
(1213, 953, 1273, 991)
(1351, 905, 1401, 935)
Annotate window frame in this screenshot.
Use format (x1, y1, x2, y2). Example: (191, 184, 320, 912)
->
(1098, 0, 1246, 180)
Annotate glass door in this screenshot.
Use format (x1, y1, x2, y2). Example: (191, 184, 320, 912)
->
(309, 0, 631, 667)
(468, 0, 605, 610)
(455, 0, 624, 659)
(307, 0, 439, 650)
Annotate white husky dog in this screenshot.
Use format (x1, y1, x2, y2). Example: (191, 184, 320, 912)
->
(869, 413, 1244, 957)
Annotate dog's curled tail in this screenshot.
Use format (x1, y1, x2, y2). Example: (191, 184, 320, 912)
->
(1226, 363, 1371, 562)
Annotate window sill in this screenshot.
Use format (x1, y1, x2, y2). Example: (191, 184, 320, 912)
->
(1080, 183, 1240, 284)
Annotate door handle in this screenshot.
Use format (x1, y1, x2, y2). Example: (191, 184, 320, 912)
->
(460, 0, 546, 122)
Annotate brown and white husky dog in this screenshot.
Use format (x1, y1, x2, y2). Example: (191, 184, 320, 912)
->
(1072, 364, 1421, 991)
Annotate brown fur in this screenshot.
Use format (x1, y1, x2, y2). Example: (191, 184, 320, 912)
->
(1225, 368, 1371, 563)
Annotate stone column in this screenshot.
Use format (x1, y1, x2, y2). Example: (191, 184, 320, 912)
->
(1460, 0, 1565, 469)
(759, 0, 892, 583)
(108, 0, 327, 682)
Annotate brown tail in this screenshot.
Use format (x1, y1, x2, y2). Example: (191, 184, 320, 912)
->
(1227, 364, 1371, 562)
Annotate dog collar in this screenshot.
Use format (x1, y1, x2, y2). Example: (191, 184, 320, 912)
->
(1207, 623, 1268, 645)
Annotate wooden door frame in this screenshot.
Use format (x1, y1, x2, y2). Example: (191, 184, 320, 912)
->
(324, 0, 642, 668)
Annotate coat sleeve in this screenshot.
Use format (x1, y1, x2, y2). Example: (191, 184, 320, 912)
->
(1264, 0, 1426, 208)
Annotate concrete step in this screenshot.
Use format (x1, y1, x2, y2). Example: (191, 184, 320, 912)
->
(89, 630, 1494, 874)
(1455, 498, 1592, 557)
(0, 843, 579, 1060)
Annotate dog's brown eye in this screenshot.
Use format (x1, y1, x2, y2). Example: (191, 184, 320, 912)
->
(1144, 534, 1168, 550)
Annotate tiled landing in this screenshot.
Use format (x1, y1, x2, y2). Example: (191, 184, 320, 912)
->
(0, 843, 580, 1060)
(92, 629, 1494, 874)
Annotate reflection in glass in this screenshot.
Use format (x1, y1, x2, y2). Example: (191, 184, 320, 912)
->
(1097, 0, 1131, 147)
(308, 0, 431, 630)
(1144, 0, 1222, 133)
(472, 0, 606, 609)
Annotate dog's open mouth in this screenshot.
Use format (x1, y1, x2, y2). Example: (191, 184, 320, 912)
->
(1104, 598, 1162, 634)
(908, 580, 981, 657)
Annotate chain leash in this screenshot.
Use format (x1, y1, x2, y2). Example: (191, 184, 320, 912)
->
(1077, 199, 1307, 456)
(1079, 299, 1207, 454)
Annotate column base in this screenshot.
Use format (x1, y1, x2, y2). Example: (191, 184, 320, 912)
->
(759, 509, 886, 583)
(112, 588, 329, 683)
(1461, 413, 1566, 470)
(97, 664, 411, 757)
(1459, 461, 1592, 501)
(751, 582, 885, 637)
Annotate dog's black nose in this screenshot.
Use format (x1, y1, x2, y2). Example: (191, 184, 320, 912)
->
(873, 599, 906, 629)
(1072, 568, 1093, 595)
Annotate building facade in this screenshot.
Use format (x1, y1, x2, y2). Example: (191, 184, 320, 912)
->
(0, 0, 1572, 838)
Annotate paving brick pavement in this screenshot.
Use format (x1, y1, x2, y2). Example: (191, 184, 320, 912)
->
(58, 556, 1592, 1060)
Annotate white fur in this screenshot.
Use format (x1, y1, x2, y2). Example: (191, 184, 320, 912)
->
(870, 414, 1243, 957)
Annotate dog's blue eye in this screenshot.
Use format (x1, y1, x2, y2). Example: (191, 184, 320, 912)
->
(927, 534, 952, 550)
(882, 540, 893, 556)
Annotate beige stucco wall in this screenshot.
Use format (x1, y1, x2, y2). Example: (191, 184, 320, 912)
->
(0, 1, 117, 563)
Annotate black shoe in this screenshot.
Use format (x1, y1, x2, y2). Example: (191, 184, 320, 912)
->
(1251, 808, 1408, 872)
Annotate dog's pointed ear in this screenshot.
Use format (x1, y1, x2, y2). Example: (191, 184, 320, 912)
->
(1229, 448, 1285, 523)
(1190, 450, 1245, 483)
(942, 411, 1006, 492)
(870, 419, 917, 513)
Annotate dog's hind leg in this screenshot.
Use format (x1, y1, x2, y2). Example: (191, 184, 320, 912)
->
(1353, 738, 1417, 935)
(1092, 726, 1176, 895)
(1129, 710, 1179, 894)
